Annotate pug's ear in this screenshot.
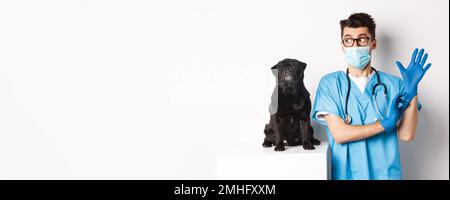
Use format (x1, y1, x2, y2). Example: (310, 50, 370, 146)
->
(271, 64, 278, 76)
(298, 61, 307, 71)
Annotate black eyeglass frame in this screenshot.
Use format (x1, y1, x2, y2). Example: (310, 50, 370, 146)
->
(341, 36, 372, 47)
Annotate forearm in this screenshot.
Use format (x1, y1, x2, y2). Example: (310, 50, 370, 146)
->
(324, 115, 385, 144)
(397, 96, 419, 141)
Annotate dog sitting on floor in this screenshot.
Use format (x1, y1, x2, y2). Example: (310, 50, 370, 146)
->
(263, 58, 320, 151)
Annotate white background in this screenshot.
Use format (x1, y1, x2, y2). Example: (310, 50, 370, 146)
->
(0, 0, 448, 179)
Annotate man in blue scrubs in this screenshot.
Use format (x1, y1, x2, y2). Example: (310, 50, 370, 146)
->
(311, 13, 431, 180)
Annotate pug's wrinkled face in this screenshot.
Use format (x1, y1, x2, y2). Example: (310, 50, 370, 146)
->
(271, 59, 306, 96)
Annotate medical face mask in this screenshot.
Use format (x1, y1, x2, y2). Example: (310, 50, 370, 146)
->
(344, 46, 371, 70)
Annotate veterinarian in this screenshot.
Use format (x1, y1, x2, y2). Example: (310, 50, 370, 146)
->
(311, 13, 431, 180)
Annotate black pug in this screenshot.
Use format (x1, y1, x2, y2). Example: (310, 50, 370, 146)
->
(263, 58, 320, 151)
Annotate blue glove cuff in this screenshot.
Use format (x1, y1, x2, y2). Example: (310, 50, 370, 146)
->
(380, 118, 396, 132)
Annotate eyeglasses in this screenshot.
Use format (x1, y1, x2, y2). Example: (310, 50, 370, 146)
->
(342, 37, 371, 47)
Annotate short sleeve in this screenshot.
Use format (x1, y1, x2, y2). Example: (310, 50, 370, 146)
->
(311, 77, 343, 126)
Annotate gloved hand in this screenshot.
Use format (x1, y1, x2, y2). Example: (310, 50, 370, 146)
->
(395, 48, 432, 104)
(380, 94, 409, 132)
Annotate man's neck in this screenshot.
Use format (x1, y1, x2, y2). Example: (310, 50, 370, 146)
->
(348, 63, 373, 77)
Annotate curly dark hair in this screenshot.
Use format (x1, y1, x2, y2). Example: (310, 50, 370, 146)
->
(340, 13, 376, 39)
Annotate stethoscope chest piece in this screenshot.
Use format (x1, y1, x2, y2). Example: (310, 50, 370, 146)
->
(344, 114, 352, 124)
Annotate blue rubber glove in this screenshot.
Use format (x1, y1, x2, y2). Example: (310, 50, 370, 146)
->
(380, 94, 408, 132)
(395, 48, 432, 103)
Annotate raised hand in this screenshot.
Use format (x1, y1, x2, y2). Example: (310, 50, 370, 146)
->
(395, 48, 432, 103)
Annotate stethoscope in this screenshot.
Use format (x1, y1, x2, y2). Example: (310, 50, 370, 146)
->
(344, 67, 388, 124)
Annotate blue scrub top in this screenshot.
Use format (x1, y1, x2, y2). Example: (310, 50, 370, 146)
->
(311, 70, 420, 180)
